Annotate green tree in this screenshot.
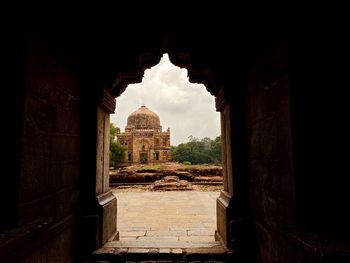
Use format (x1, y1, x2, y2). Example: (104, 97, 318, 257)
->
(209, 136, 221, 165)
(171, 135, 221, 165)
(110, 123, 126, 168)
(110, 124, 120, 144)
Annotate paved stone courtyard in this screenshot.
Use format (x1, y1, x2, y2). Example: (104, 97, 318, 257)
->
(108, 190, 221, 251)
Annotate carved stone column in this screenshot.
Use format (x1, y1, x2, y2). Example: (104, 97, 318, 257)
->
(96, 89, 118, 244)
(215, 87, 234, 248)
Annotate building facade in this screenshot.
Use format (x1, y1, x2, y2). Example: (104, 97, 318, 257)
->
(117, 105, 171, 164)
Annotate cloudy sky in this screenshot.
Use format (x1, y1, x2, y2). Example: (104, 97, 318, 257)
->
(110, 54, 220, 146)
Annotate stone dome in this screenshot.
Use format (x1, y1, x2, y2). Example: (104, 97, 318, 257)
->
(126, 105, 161, 130)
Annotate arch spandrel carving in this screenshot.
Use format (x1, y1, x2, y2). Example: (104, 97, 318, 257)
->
(111, 52, 162, 97)
(108, 42, 220, 98)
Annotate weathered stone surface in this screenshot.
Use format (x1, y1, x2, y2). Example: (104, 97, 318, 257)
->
(116, 106, 171, 165)
(110, 163, 223, 185)
(150, 176, 192, 191)
(193, 176, 223, 183)
(97, 191, 118, 244)
(4, 14, 350, 263)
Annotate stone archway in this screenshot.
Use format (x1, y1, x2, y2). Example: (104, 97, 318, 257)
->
(7, 10, 350, 263)
(92, 48, 239, 252)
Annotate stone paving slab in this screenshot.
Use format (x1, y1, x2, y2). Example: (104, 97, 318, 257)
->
(110, 190, 220, 249)
(93, 190, 232, 261)
(105, 239, 223, 249)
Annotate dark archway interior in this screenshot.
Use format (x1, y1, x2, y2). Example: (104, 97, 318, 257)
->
(1, 7, 349, 263)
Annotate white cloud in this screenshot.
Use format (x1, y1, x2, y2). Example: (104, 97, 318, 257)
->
(111, 54, 220, 146)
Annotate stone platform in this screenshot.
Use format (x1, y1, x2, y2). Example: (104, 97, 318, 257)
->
(92, 190, 233, 261)
(150, 176, 192, 191)
(109, 163, 223, 186)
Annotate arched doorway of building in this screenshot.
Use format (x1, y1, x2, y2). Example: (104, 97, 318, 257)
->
(139, 152, 148, 163)
(92, 48, 239, 261)
(108, 53, 223, 253)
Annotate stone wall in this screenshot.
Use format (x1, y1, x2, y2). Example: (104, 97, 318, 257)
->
(246, 26, 350, 262)
(2, 13, 349, 262)
(118, 131, 170, 164)
(246, 27, 298, 263)
(2, 31, 81, 262)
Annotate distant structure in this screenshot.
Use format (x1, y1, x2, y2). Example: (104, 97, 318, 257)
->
(116, 105, 171, 164)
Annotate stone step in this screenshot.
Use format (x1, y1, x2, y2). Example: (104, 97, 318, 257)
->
(92, 245, 234, 262)
(105, 240, 223, 249)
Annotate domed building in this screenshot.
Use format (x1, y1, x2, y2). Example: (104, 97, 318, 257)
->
(116, 105, 171, 164)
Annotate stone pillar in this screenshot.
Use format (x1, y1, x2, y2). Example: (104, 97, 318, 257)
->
(96, 89, 118, 244)
(215, 88, 235, 248)
(215, 86, 254, 261)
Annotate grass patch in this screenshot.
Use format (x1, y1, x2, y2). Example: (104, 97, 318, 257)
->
(138, 164, 162, 170)
(183, 164, 206, 169)
(183, 164, 222, 169)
